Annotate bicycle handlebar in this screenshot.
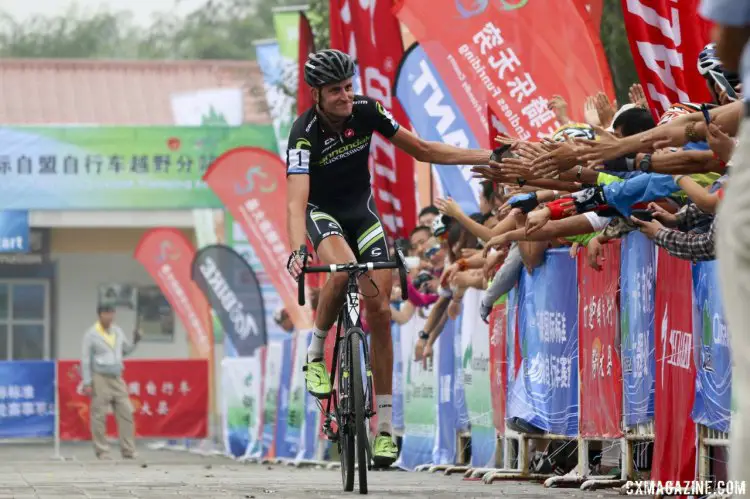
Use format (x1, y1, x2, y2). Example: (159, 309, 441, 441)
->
(296, 244, 410, 306)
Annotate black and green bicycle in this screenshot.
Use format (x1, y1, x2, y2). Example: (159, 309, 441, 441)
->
(296, 244, 408, 494)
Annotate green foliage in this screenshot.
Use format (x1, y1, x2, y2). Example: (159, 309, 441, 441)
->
(306, 0, 329, 50)
(599, 0, 640, 104)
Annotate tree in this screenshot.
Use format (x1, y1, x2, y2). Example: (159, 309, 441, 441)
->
(599, 0, 640, 104)
(307, 0, 330, 49)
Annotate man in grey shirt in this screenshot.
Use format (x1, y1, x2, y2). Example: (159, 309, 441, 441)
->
(81, 304, 141, 459)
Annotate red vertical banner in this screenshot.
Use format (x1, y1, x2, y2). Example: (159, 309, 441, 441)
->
(58, 359, 209, 440)
(652, 249, 697, 482)
(332, 0, 416, 238)
(396, 0, 614, 141)
(488, 302, 507, 434)
(621, 0, 712, 116)
(577, 242, 623, 438)
(134, 228, 212, 358)
(297, 12, 316, 116)
(203, 147, 313, 331)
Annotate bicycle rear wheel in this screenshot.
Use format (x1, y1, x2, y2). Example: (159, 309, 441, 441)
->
(348, 330, 369, 494)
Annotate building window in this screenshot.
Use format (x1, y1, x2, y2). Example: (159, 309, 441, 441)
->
(0, 280, 50, 360)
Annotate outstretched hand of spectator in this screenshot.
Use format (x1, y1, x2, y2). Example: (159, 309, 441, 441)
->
(435, 197, 462, 219)
(595, 92, 617, 129)
(530, 141, 580, 178)
(587, 236, 605, 271)
(583, 96, 601, 127)
(630, 216, 663, 239)
(706, 123, 735, 164)
(548, 94, 570, 125)
(629, 83, 648, 109)
(525, 206, 552, 235)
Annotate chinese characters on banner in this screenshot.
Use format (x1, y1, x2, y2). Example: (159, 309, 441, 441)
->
(0, 361, 56, 439)
(331, 0, 416, 238)
(134, 229, 213, 358)
(203, 147, 313, 331)
(57, 359, 208, 439)
(577, 242, 623, 438)
(396, 0, 614, 142)
(621, 0, 712, 116)
(488, 301, 507, 434)
(652, 249, 697, 483)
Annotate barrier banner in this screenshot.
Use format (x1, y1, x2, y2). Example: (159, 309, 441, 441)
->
(488, 297, 507, 434)
(191, 244, 267, 356)
(395, 0, 614, 141)
(299, 332, 323, 462)
(0, 126, 276, 210)
(134, 229, 212, 358)
(261, 341, 284, 457)
(204, 147, 313, 331)
(691, 260, 731, 433)
(286, 331, 308, 460)
(437, 318, 457, 464)
(392, 321, 405, 435)
(396, 312, 437, 470)
(58, 359, 208, 440)
(340, 0, 416, 239)
(221, 355, 264, 459)
(273, 336, 295, 459)
(621, 0, 712, 116)
(394, 42, 482, 215)
(620, 232, 656, 426)
(461, 289, 495, 467)
(508, 250, 579, 437)
(578, 242, 623, 438)
(0, 361, 55, 438)
(653, 249, 697, 482)
(454, 313, 470, 435)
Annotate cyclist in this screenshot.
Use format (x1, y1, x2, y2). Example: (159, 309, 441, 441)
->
(285, 49, 495, 467)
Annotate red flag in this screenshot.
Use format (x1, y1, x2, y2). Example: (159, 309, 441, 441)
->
(134, 228, 212, 358)
(621, 0, 712, 116)
(396, 0, 615, 141)
(58, 359, 209, 440)
(652, 249, 697, 482)
(297, 12, 316, 116)
(331, 0, 417, 238)
(574, 0, 603, 32)
(577, 242, 623, 438)
(203, 147, 313, 331)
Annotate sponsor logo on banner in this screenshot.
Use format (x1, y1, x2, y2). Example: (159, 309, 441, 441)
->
(191, 244, 268, 356)
(333, 0, 416, 238)
(621, 0, 712, 115)
(135, 229, 212, 358)
(0, 210, 30, 253)
(652, 249, 697, 483)
(396, 0, 614, 141)
(203, 147, 313, 332)
(456, 0, 529, 18)
(58, 359, 209, 440)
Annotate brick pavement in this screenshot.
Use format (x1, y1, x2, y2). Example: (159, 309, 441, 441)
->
(0, 442, 619, 498)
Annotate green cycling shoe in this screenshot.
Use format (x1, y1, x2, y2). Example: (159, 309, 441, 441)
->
(372, 433, 398, 468)
(302, 358, 332, 399)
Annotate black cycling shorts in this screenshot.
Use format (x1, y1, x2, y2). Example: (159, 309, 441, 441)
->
(306, 193, 390, 263)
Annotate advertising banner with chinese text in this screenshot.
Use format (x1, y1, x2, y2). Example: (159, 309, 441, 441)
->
(333, 0, 416, 239)
(489, 298, 507, 434)
(0, 361, 55, 439)
(621, 0, 712, 117)
(58, 359, 208, 440)
(221, 355, 263, 459)
(0, 126, 276, 210)
(295, 331, 323, 462)
(192, 244, 267, 356)
(394, 42, 482, 215)
(507, 249, 579, 437)
(396, 0, 614, 141)
(578, 242, 623, 438)
(273, 336, 295, 459)
(134, 228, 213, 358)
(691, 260, 731, 433)
(461, 289, 495, 467)
(255, 40, 295, 159)
(620, 232, 656, 426)
(205, 147, 313, 332)
(396, 311, 438, 470)
(652, 249, 696, 483)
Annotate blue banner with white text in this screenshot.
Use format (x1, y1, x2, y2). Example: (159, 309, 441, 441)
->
(435, 317, 457, 464)
(0, 361, 55, 438)
(392, 322, 404, 434)
(274, 336, 295, 459)
(691, 260, 731, 433)
(394, 42, 480, 214)
(620, 232, 656, 426)
(507, 250, 579, 436)
(0, 211, 30, 253)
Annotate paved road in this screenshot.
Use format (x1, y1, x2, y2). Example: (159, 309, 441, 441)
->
(0, 442, 620, 498)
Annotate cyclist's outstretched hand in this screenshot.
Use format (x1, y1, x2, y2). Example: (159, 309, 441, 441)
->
(286, 250, 305, 279)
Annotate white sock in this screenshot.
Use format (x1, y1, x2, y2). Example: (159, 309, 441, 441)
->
(307, 326, 328, 362)
(376, 395, 393, 435)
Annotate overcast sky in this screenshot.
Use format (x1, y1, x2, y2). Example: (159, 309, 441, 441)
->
(1, 0, 211, 26)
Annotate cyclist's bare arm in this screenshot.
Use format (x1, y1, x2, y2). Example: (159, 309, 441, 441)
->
(287, 175, 310, 252)
(389, 127, 492, 165)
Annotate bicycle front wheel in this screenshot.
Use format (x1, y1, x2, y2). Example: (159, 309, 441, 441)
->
(348, 330, 369, 494)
